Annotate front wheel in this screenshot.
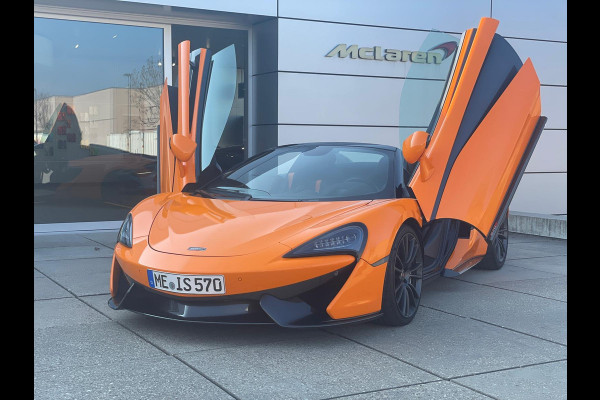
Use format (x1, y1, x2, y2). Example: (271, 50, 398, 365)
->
(379, 224, 424, 326)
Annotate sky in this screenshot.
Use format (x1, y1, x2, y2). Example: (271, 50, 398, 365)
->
(34, 17, 164, 97)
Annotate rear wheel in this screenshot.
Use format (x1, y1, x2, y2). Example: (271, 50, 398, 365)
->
(475, 214, 509, 270)
(379, 224, 424, 326)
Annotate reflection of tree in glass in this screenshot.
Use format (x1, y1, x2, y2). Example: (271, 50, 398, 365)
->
(34, 88, 51, 143)
(129, 56, 163, 133)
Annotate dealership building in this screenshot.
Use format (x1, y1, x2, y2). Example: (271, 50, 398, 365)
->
(34, 0, 566, 236)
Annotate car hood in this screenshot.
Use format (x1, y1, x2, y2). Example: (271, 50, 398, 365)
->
(148, 193, 371, 256)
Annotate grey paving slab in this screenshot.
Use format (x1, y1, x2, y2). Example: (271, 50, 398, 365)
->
(506, 255, 567, 276)
(421, 278, 567, 345)
(34, 298, 109, 330)
(454, 360, 567, 400)
(506, 240, 567, 261)
(179, 335, 437, 400)
(81, 230, 118, 249)
(327, 307, 566, 379)
(35, 257, 112, 296)
(34, 245, 114, 261)
(339, 380, 489, 399)
(34, 356, 234, 400)
(490, 276, 567, 302)
(34, 233, 97, 248)
(34, 277, 73, 301)
(81, 294, 329, 354)
(80, 293, 144, 322)
(456, 264, 563, 285)
(34, 321, 166, 373)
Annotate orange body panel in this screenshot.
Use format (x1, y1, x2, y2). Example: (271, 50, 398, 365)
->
(435, 59, 540, 234)
(443, 228, 488, 273)
(410, 18, 498, 218)
(327, 258, 388, 319)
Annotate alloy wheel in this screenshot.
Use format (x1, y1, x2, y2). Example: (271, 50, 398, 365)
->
(393, 232, 423, 318)
(494, 218, 509, 264)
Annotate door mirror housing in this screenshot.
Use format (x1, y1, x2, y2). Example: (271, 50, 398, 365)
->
(402, 131, 428, 164)
(170, 134, 197, 162)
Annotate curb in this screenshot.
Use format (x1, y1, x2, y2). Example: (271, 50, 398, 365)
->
(508, 211, 567, 239)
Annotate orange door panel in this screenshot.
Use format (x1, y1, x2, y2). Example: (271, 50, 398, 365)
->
(409, 18, 498, 219)
(434, 60, 541, 235)
(408, 17, 547, 241)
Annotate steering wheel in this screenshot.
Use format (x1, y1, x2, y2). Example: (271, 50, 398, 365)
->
(343, 177, 379, 192)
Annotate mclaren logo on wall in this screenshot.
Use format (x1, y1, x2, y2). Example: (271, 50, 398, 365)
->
(325, 42, 458, 64)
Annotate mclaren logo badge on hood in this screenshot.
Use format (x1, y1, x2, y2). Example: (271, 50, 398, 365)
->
(188, 247, 207, 251)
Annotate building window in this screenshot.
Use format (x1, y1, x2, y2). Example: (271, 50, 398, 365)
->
(34, 17, 164, 224)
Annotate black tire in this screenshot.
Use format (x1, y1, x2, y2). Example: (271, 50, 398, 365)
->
(379, 224, 424, 326)
(475, 214, 509, 270)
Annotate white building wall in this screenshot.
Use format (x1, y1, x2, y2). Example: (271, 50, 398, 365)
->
(275, 0, 566, 216)
(492, 0, 567, 215)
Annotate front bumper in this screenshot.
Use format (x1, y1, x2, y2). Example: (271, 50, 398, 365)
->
(108, 238, 384, 327)
(109, 262, 382, 327)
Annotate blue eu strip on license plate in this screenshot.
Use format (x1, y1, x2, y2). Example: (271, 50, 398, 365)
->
(147, 270, 155, 288)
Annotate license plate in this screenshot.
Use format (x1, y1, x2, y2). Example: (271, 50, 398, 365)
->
(147, 270, 225, 294)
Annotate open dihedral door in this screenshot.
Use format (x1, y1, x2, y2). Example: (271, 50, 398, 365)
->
(408, 17, 547, 246)
(158, 41, 237, 193)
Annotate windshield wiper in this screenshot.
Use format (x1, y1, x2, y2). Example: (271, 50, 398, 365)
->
(203, 187, 253, 200)
(192, 189, 217, 198)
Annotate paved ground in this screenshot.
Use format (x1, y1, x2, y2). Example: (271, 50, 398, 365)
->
(34, 230, 567, 399)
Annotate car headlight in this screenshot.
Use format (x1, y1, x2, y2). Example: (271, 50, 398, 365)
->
(117, 213, 133, 248)
(284, 223, 367, 258)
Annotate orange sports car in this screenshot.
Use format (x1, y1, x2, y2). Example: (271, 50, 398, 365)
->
(108, 17, 546, 327)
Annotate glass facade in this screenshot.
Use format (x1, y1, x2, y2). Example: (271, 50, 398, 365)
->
(34, 17, 164, 224)
(34, 17, 248, 225)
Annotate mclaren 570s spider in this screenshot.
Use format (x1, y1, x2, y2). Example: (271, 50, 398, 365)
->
(108, 17, 546, 328)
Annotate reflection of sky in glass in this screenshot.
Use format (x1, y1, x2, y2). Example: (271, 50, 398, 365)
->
(34, 18, 163, 96)
(201, 45, 237, 170)
(398, 31, 459, 138)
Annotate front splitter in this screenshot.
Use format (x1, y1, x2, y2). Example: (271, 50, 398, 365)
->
(108, 264, 382, 327)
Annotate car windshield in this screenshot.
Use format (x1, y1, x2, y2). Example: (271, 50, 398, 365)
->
(188, 145, 396, 201)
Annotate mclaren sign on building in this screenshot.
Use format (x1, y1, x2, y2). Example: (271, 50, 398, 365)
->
(325, 43, 448, 64)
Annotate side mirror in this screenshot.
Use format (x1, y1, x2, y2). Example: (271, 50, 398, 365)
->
(402, 131, 428, 164)
(170, 134, 197, 162)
